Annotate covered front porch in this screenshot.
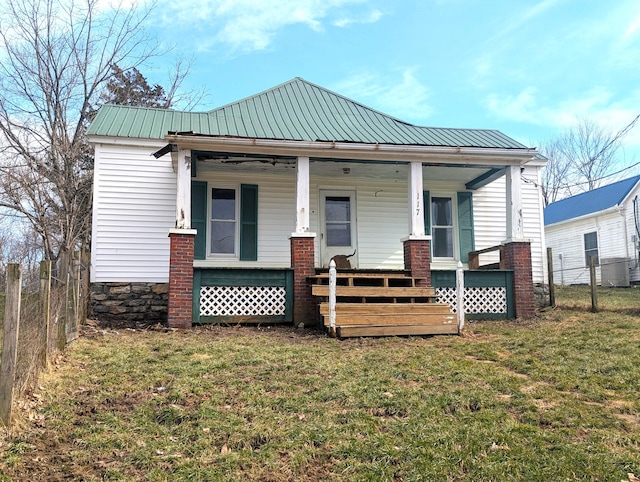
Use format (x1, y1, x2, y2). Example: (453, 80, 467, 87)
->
(161, 136, 538, 332)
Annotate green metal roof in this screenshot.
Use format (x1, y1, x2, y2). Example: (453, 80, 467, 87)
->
(88, 77, 528, 149)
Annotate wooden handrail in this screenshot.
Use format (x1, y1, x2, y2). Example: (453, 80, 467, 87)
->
(468, 245, 505, 270)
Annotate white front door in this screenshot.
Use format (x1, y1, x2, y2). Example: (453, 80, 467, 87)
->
(319, 190, 358, 268)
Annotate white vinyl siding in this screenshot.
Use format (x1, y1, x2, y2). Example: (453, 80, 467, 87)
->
(472, 167, 546, 284)
(91, 141, 175, 282)
(546, 211, 628, 285)
(194, 171, 296, 268)
(93, 145, 548, 284)
(313, 178, 408, 269)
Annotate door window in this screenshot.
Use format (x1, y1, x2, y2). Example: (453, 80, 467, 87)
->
(325, 196, 351, 246)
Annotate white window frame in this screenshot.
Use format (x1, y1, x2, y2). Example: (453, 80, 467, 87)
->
(429, 192, 459, 261)
(209, 185, 239, 258)
(584, 231, 599, 267)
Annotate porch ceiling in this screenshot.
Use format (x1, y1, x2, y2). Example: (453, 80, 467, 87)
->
(194, 156, 494, 184)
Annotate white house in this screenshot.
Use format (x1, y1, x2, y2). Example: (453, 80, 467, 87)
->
(544, 175, 640, 286)
(88, 77, 547, 332)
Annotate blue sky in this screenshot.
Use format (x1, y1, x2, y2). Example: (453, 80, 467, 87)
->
(143, 0, 640, 163)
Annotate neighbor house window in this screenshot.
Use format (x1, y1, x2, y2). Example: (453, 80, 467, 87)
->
(210, 187, 236, 255)
(584, 231, 599, 266)
(431, 196, 454, 258)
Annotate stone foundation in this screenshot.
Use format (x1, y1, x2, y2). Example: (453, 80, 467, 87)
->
(534, 283, 550, 308)
(90, 282, 169, 326)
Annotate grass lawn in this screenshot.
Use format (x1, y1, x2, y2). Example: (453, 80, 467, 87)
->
(1, 286, 639, 481)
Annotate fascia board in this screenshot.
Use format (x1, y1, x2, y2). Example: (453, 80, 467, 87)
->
(88, 135, 165, 149)
(163, 135, 538, 166)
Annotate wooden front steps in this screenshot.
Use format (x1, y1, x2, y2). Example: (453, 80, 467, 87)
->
(310, 271, 458, 338)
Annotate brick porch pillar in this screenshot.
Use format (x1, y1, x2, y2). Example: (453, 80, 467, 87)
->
(168, 229, 196, 329)
(403, 237, 431, 286)
(291, 234, 316, 325)
(502, 241, 535, 319)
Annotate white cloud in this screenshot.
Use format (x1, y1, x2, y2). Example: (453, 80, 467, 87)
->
(154, 0, 377, 53)
(332, 68, 432, 123)
(333, 9, 382, 28)
(623, 14, 640, 41)
(485, 0, 564, 45)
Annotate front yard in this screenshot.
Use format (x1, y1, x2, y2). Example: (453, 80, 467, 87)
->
(1, 286, 639, 481)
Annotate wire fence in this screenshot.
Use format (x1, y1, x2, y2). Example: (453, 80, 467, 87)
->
(0, 253, 89, 426)
(550, 257, 636, 286)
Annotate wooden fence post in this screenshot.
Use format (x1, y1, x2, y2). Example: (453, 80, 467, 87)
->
(57, 252, 68, 351)
(40, 260, 52, 367)
(547, 247, 555, 308)
(589, 256, 598, 313)
(0, 264, 22, 426)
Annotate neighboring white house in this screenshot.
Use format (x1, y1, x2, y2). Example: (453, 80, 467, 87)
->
(88, 77, 547, 327)
(544, 175, 640, 286)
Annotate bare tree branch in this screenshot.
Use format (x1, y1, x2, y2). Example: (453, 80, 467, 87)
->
(540, 114, 640, 204)
(0, 0, 161, 263)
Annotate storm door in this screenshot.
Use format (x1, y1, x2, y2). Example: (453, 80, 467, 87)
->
(319, 190, 357, 268)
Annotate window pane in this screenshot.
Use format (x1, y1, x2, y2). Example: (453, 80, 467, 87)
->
(212, 188, 235, 220)
(433, 227, 453, 257)
(326, 197, 350, 222)
(431, 197, 452, 226)
(584, 232, 597, 250)
(584, 232, 599, 266)
(211, 221, 235, 254)
(327, 223, 351, 246)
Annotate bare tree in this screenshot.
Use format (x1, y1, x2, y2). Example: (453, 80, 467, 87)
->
(540, 115, 640, 205)
(0, 0, 190, 268)
(539, 137, 573, 206)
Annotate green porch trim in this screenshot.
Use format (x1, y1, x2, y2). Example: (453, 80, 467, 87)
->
(192, 268, 294, 324)
(431, 269, 515, 320)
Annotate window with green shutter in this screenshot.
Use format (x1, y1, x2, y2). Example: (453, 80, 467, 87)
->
(425, 190, 475, 262)
(191, 181, 207, 260)
(240, 184, 258, 261)
(423, 190, 430, 234)
(193, 182, 259, 260)
(457, 191, 475, 263)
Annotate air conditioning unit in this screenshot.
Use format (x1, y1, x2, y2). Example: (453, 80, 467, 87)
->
(601, 258, 630, 287)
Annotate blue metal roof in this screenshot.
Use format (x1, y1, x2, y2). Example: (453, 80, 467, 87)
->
(544, 175, 640, 225)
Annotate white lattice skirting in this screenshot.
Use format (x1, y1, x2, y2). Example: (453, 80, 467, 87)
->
(436, 286, 507, 314)
(200, 286, 286, 316)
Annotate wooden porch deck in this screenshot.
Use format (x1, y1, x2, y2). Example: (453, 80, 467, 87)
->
(310, 271, 458, 338)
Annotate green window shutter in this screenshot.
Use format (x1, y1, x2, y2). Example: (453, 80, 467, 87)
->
(191, 181, 207, 260)
(423, 190, 431, 234)
(457, 191, 475, 263)
(240, 184, 258, 261)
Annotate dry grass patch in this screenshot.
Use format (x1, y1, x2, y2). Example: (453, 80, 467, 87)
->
(0, 286, 639, 481)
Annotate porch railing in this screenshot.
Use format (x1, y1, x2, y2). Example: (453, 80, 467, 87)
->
(468, 245, 505, 270)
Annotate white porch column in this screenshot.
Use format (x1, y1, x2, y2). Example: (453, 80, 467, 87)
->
(408, 161, 425, 237)
(295, 156, 311, 233)
(506, 165, 524, 241)
(174, 148, 192, 229)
